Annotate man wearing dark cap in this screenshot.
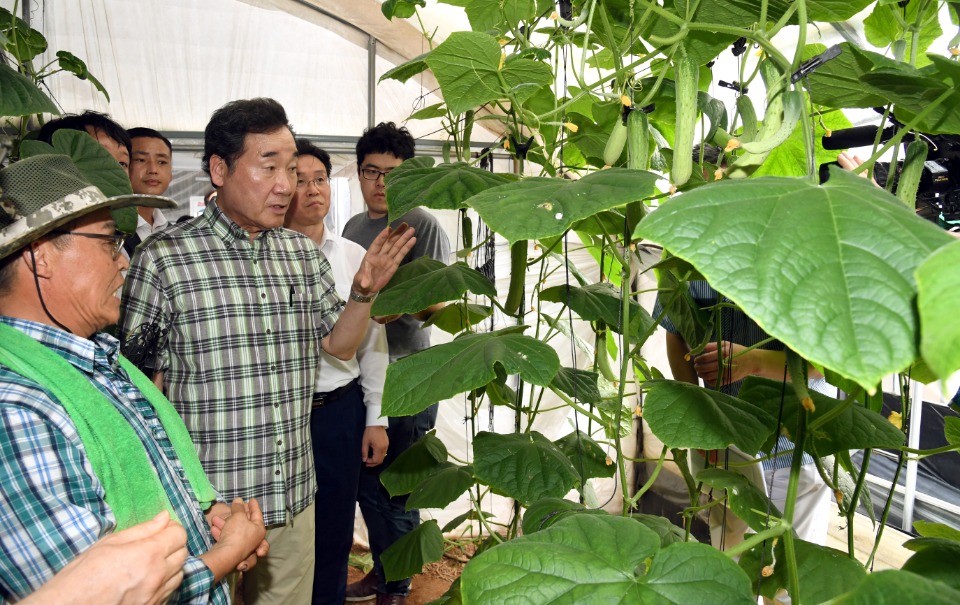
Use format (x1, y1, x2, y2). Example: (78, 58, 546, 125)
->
(0, 155, 268, 604)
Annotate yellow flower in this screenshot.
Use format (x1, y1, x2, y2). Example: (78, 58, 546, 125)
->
(621, 95, 632, 107)
(605, 456, 614, 466)
(801, 397, 816, 413)
(724, 138, 741, 152)
(564, 122, 579, 133)
(888, 411, 903, 430)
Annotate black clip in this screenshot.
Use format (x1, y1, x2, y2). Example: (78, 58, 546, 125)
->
(791, 44, 842, 83)
(731, 37, 748, 57)
(719, 80, 748, 95)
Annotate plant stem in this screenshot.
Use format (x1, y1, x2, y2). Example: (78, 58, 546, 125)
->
(724, 525, 788, 558)
(847, 448, 872, 558)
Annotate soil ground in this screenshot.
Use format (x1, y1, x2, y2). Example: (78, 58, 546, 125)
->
(346, 545, 463, 605)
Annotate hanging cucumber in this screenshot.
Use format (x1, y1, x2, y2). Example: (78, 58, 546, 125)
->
(603, 115, 628, 167)
(461, 210, 473, 249)
(740, 89, 803, 154)
(726, 59, 788, 179)
(627, 108, 649, 171)
(896, 138, 928, 208)
(671, 43, 699, 188)
(736, 94, 759, 144)
(503, 240, 527, 316)
(595, 329, 620, 383)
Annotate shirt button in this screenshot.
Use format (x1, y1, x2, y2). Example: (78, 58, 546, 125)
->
(266, 328, 272, 334)
(274, 403, 280, 408)
(261, 292, 266, 299)
(275, 470, 281, 476)
(270, 366, 276, 372)
(277, 439, 282, 446)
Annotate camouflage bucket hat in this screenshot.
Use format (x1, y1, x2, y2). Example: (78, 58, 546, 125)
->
(0, 154, 176, 260)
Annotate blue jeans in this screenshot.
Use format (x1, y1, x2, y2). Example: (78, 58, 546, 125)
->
(357, 403, 439, 596)
(311, 380, 366, 605)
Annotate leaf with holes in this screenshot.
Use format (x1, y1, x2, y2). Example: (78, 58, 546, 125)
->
(643, 381, 777, 453)
(468, 169, 658, 244)
(383, 326, 560, 416)
(635, 168, 954, 390)
(373, 258, 497, 317)
(473, 431, 580, 506)
(461, 514, 756, 604)
(385, 157, 514, 218)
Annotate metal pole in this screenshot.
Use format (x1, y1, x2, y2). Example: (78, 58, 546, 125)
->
(368, 36, 377, 128)
(901, 379, 923, 531)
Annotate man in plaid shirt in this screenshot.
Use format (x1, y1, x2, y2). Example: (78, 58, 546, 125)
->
(120, 98, 415, 605)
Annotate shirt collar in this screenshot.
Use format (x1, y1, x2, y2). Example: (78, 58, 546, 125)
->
(202, 199, 277, 248)
(0, 316, 121, 376)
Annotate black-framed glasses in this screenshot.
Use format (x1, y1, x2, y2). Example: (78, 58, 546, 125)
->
(360, 167, 393, 181)
(296, 176, 330, 189)
(50, 230, 129, 259)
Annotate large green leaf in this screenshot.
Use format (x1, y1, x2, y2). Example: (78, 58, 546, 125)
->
(643, 381, 777, 453)
(901, 541, 960, 591)
(473, 431, 580, 505)
(540, 282, 656, 343)
(634, 168, 955, 390)
(0, 62, 58, 117)
(752, 103, 852, 178)
(379, 52, 430, 84)
(913, 521, 960, 543)
(521, 498, 605, 534)
(806, 43, 901, 109)
(372, 258, 497, 316)
(380, 432, 448, 497)
(461, 514, 756, 604)
(382, 326, 560, 416)
(829, 569, 960, 605)
(464, 0, 537, 33)
(20, 130, 138, 233)
(551, 366, 603, 405)
(945, 417, 960, 448)
(424, 31, 553, 115)
(0, 7, 47, 62)
(406, 463, 474, 510)
(554, 430, 616, 485)
(467, 169, 658, 244)
(916, 239, 960, 381)
(421, 302, 493, 334)
(385, 157, 514, 218)
(864, 0, 941, 67)
(380, 519, 444, 582)
(855, 58, 960, 135)
(738, 377, 905, 456)
(697, 469, 780, 534)
(739, 538, 866, 603)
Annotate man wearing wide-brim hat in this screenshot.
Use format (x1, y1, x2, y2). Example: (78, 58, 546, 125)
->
(0, 154, 268, 604)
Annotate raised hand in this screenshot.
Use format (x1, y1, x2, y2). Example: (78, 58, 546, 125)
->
(351, 223, 416, 297)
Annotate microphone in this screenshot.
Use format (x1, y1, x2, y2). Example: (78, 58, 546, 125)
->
(821, 125, 895, 150)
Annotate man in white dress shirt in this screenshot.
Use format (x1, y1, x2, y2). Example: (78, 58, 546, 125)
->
(283, 138, 389, 605)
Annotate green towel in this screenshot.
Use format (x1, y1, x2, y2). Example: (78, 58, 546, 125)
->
(0, 322, 217, 530)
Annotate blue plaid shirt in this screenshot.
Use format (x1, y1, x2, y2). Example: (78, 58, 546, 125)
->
(0, 317, 227, 604)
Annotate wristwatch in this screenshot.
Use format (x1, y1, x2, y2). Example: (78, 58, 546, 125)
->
(349, 289, 378, 303)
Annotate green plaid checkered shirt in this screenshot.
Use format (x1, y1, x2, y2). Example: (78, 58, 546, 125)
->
(0, 317, 225, 604)
(120, 201, 343, 526)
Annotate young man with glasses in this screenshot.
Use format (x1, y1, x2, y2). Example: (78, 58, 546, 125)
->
(342, 122, 450, 605)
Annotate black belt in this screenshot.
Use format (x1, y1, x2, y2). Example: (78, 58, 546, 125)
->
(312, 377, 360, 408)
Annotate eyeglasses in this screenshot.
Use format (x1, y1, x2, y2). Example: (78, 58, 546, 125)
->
(296, 176, 330, 189)
(360, 167, 393, 181)
(50, 230, 128, 259)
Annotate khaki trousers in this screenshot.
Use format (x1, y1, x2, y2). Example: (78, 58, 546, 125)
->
(242, 501, 316, 605)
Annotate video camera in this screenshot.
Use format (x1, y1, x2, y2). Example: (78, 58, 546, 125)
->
(820, 121, 960, 227)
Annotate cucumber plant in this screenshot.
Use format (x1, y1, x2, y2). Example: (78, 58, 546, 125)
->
(372, 1, 960, 603)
